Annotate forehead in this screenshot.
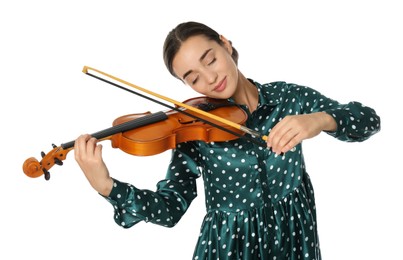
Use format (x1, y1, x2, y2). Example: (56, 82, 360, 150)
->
(180, 34, 216, 50)
(172, 35, 220, 76)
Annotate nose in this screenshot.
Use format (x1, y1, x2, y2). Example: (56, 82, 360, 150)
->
(204, 69, 217, 85)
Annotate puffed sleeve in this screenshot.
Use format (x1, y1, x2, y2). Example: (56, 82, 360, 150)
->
(291, 83, 381, 142)
(101, 141, 202, 228)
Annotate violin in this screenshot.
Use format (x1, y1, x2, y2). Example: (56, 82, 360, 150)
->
(22, 96, 249, 180)
(23, 66, 268, 180)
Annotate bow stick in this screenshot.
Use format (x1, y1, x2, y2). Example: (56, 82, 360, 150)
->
(82, 66, 268, 143)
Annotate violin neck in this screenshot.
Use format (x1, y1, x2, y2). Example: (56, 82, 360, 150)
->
(60, 111, 168, 149)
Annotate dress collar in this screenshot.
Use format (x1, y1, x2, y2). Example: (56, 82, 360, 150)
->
(227, 79, 282, 107)
(249, 79, 282, 107)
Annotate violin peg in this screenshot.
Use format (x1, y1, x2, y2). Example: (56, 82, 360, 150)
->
(52, 143, 57, 148)
(41, 151, 45, 158)
(54, 158, 63, 166)
(43, 168, 50, 181)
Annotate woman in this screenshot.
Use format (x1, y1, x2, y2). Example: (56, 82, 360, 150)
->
(74, 21, 380, 259)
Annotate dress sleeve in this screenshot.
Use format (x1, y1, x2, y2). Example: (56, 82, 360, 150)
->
(101, 142, 201, 228)
(291, 83, 381, 142)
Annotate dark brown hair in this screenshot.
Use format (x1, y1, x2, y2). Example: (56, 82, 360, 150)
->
(163, 21, 239, 79)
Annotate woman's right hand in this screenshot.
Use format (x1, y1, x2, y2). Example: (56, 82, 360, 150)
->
(266, 112, 337, 155)
(74, 134, 113, 196)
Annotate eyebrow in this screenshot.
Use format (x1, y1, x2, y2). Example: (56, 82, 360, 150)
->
(182, 48, 213, 80)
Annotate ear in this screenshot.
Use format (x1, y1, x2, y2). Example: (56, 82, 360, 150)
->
(219, 35, 233, 55)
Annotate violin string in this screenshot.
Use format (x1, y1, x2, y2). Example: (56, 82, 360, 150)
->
(85, 72, 267, 148)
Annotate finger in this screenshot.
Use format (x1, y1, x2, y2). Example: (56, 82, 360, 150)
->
(85, 137, 98, 157)
(272, 128, 296, 154)
(267, 116, 291, 146)
(74, 135, 85, 159)
(268, 123, 292, 152)
(280, 133, 300, 154)
(74, 134, 91, 161)
(94, 142, 103, 159)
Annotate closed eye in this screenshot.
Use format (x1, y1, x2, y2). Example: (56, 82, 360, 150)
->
(208, 58, 216, 65)
(191, 76, 199, 85)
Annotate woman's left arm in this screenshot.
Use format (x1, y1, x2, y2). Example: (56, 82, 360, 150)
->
(267, 84, 381, 154)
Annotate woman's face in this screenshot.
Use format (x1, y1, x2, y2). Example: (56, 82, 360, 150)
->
(172, 35, 239, 99)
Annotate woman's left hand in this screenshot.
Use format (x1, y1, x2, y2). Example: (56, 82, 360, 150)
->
(266, 112, 337, 154)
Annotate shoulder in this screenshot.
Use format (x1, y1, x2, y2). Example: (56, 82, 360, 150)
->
(251, 80, 307, 104)
(253, 80, 305, 93)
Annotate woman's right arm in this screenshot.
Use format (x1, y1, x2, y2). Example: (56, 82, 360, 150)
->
(75, 136, 202, 229)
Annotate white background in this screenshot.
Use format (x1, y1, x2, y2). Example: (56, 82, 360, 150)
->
(1, 1, 401, 259)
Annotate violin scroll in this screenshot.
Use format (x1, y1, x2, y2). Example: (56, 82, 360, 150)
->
(23, 145, 71, 180)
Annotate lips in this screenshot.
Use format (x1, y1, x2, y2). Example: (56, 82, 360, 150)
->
(213, 77, 227, 92)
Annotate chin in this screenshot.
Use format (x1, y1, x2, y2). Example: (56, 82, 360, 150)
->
(209, 92, 232, 100)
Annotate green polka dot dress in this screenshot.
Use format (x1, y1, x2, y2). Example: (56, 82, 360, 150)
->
(103, 81, 380, 259)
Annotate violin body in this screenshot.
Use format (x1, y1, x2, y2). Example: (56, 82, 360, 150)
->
(111, 97, 247, 156)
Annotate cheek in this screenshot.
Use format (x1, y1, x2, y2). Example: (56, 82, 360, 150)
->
(191, 84, 208, 95)
(219, 54, 238, 79)
(184, 81, 206, 95)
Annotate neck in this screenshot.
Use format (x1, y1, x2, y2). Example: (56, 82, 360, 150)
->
(232, 72, 258, 113)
